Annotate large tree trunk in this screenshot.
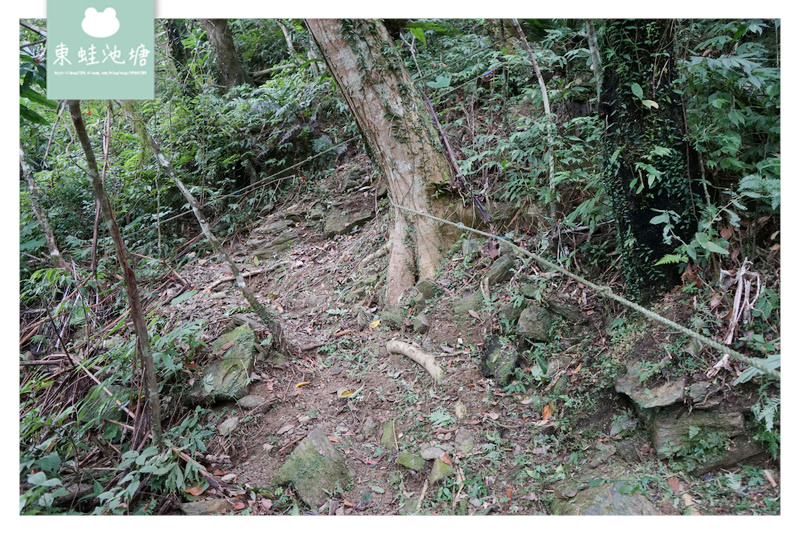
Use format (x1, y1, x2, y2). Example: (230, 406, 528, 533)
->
(306, 19, 454, 305)
(201, 19, 250, 90)
(20, 145, 69, 269)
(600, 20, 698, 299)
(67, 100, 163, 445)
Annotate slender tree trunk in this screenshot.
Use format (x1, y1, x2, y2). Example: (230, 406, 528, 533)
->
(276, 20, 300, 64)
(125, 105, 288, 354)
(67, 100, 163, 445)
(164, 19, 195, 93)
(512, 19, 557, 219)
(584, 20, 603, 109)
(201, 19, 250, 90)
(20, 145, 69, 269)
(306, 19, 455, 305)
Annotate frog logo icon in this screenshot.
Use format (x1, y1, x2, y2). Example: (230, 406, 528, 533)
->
(81, 7, 120, 38)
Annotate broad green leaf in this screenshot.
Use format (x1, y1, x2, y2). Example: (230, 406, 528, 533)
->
(694, 232, 729, 255)
(170, 289, 198, 306)
(641, 99, 659, 109)
(630, 83, 644, 99)
(409, 27, 426, 46)
(426, 75, 451, 89)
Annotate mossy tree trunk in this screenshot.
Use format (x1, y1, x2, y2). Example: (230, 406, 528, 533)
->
(600, 19, 698, 298)
(306, 19, 455, 305)
(201, 19, 250, 90)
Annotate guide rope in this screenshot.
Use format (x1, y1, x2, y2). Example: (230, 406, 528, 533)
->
(391, 202, 780, 380)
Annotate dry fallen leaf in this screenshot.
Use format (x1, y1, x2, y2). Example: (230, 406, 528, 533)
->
(468, 309, 481, 320)
(505, 487, 513, 499)
(328, 435, 340, 442)
(185, 485, 206, 496)
(232, 501, 246, 511)
(295, 381, 310, 388)
(440, 453, 453, 466)
(542, 404, 553, 421)
(261, 499, 273, 511)
(277, 424, 295, 435)
(667, 476, 684, 494)
(369, 319, 381, 329)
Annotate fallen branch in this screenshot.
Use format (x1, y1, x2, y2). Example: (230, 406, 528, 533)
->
(386, 340, 443, 383)
(205, 263, 287, 292)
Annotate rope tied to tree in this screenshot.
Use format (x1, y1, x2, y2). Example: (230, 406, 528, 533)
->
(391, 202, 780, 380)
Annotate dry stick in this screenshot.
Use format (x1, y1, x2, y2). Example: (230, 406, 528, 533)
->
(90, 103, 114, 283)
(42, 102, 65, 165)
(129, 108, 288, 354)
(512, 18, 557, 219)
(391, 203, 780, 380)
(67, 100, 163, 444)
(419, 89, 490, 224)
(386, 340, 444, 383)
(205, 264, 286, 292)
(416, 480, 429, 512)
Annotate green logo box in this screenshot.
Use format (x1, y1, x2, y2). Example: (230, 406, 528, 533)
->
(46, 1, 154, 100)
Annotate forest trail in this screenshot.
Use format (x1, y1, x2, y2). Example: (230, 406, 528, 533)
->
(161, 167, 737, 516)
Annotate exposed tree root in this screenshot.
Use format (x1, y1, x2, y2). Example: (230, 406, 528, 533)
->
(386, 340, 443, 383)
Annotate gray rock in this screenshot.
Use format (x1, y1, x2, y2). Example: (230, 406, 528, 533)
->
(454, 401, 468, 420)
(380, 420, 396, 449)
(610, 411, 638, 438)
(380, 307, 405, 331)
(324, 206, 373, 237)
(361, 416, 378, 438)
(551, 480, 658, 515)
(237, 395, 267, 409)
(589, 442, 616, 468)
(180, 499, 233, 515)
(546, 355, 573, 378)
(517, 304, 555, 342)
(462, 239, 481, 256)
(411, 314, 430, 334)
(500, 301, 527, 325)
(547, 300, 589, 325)
(218, 417, 239, 436)
(429, 458, 454, 484)
(272, 429, 354, 508)
(452, 292, 484, 317)
(396, 452, 427, 472)
(693, 435, 764, 475)
(253, 228, 298, 258)
(420, 446, 446, 460)
(480, 336, 518, 384)
(255, 219, 291, 235)
(615, 364, 686, 409)
(415, 278, 439, 301)
(685, 381, 723, 409)
(651, 406, 745, 460)
(186, 325, 257, 405)
(455, 429, 476, 454)
(485, 255, 517, 286)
